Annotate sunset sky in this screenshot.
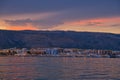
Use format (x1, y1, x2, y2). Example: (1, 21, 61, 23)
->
(0, 0, 120, 33)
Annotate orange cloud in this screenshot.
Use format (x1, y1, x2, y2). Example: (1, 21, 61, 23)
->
(7, 27, 37, 30)
(0, 17, 120, 34)
(6, 25, 38, 31)
(51, 17, 120, 34)
(0, 20, 38, 30)
(8, 27, 37, 30)
(67, 17, 120, 26)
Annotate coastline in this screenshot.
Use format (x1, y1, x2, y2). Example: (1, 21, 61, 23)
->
(0, 55, 119, 58)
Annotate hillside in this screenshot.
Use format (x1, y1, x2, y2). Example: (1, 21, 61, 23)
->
(0, 30, 120, 50)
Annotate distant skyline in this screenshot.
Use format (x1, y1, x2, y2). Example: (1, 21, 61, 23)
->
(0, 0, 120, 33)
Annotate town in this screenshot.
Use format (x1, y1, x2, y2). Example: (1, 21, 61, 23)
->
(0, 48, 120, 58)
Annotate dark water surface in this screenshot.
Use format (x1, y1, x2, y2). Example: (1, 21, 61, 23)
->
(0, 57, 120, 80)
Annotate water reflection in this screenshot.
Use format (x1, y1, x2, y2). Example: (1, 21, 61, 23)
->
(0, 57, 120, 80)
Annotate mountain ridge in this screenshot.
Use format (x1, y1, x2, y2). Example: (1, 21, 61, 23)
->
(0, 30, 120, 50)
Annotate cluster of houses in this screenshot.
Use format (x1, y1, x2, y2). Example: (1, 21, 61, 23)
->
(0, 48, 120, 58)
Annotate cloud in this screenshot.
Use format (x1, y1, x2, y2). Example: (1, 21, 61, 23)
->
(111, 24, 120, 27)
(0, 0, 120, 17)
(4, 19, 32, 26)
(84, 22, 102, 26)
(2, 0, 120, 30)
(4, 16, 120, 30)
(4, 18, 64, 29)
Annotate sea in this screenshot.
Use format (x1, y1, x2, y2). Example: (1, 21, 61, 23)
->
(0, 57, 120, 80)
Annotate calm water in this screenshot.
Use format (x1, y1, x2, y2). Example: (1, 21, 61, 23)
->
(0, 57, 120, 80)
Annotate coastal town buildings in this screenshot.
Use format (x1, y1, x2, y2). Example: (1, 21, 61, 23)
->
(0, 48, 120, 58)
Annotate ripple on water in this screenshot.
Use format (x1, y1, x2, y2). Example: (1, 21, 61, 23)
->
(0, 57, 119, 80)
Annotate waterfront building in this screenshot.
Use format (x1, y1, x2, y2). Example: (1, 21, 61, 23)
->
(45, 48, 59, 55)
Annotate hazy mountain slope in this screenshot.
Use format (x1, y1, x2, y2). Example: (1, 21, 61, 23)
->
(0, 30, 120, 50)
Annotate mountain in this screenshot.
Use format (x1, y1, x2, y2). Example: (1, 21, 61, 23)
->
(0, 30, 120, 50)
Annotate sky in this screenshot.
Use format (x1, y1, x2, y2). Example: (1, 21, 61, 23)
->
(0, 0, 120, 33)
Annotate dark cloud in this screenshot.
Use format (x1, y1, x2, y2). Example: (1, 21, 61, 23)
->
(0, 0, 119, 16)
(84, 22, 120, 27)
(4, 18, 64, 29)
(85, 22, 102, 26)
(111, 24, 120, 27)
(5, 19, 32, 26)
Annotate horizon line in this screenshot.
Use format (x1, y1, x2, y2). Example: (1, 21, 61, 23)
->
(0, 29, 120, 34)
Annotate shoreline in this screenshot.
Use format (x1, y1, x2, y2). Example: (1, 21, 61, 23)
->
(0, 55, 119, 58)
